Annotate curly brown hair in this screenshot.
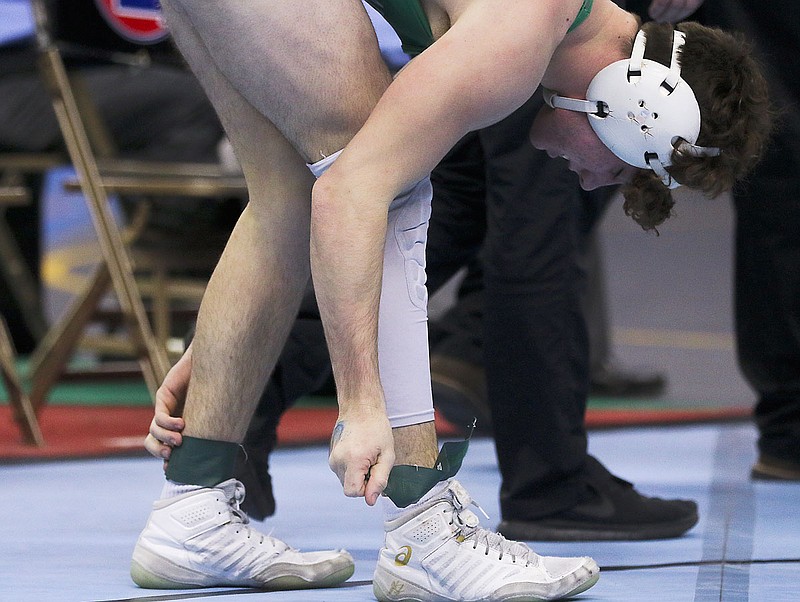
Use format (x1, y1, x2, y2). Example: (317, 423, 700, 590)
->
(621, 21, 772, 232)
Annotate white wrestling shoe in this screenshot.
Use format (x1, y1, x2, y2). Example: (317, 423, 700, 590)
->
(131, 479, 354, 589)
(373, 480, 599, 601)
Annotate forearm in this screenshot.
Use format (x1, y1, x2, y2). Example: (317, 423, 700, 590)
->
(310, 176, 388, 415)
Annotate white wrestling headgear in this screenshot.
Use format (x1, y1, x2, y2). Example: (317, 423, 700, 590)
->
(544, 28, 720, 189)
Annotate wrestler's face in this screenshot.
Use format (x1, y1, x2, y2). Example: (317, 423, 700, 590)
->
(529, 103, 637, 191)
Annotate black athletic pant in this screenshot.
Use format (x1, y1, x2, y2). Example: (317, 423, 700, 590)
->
(427, 94, 614, 519)
(698, 0, 800, 463)
(626, 0, 800, 466)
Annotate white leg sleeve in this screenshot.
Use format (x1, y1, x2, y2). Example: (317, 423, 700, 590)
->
(309, 152, 435, 428)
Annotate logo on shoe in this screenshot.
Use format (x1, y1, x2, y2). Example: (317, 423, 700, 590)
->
(394, 546, 413, 566)
(388, 580, 406, 596)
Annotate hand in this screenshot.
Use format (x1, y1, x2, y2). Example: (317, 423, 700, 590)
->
(328, 409, 395, 506)
(647, 0, 704, 23)
(143, 345, 191, 465)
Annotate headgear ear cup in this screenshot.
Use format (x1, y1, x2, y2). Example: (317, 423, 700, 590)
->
(545, 29, 719, 188)
(586, 58, 701, 168)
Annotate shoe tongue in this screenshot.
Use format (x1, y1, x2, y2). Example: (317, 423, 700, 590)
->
(215, 479, 250, 524)
(447, 480, 472, 509)
(216, 479, 244, 501)
(415, 479, 453, 507)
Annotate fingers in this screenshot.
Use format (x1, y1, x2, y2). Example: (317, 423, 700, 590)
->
(144, 433, 172, 460)
(339, 459, 390, 505)
(341, 461, 371, 498)
(364, 453, 393, 506)
(145, 346, 191, 459)
(154, 344, 192, 414)
(327, 414, 395, 503)
(331, 447, 394, 505)
(150, 414, 184, 447)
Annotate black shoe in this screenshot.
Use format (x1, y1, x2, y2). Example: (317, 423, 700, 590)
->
(590, 361, 666, 398)
(430, 355, 492, 434)
(751, 453, 800, 481)
(498, 457, 698, 541)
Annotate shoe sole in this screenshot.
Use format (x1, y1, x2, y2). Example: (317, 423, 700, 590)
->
(131, 544, 355, 590)
(373, 562, 600, 601)
(499, 512, 698, 542)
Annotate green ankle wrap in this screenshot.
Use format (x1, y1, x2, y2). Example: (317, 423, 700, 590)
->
(382, 423, 474, 508)
(165, 435, 240, 487)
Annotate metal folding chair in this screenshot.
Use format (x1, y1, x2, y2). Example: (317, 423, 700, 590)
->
(0, 314, 44, 446)
(27, 0, 246, 412)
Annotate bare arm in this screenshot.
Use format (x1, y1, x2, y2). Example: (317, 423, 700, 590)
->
(313, 0, 575, 502)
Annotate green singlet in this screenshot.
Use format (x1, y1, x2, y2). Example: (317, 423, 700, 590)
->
(568, 0, 594, 32)
(365, 0, 594, 57)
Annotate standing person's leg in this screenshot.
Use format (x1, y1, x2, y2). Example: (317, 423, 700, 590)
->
(481, 95, 591, 519)
(425, 131, 489, 294)
(158, 0, 392, 446)
(730, 1, 800, 478)
(425, 132, 492, 429)
(737, 142, 800, 480)
(235, 285, 332, 520)
(478, 94, 697, 541)
(698, 0, 800, 480)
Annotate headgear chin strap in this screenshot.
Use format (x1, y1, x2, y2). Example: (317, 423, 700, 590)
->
(544, 29, 720, 189)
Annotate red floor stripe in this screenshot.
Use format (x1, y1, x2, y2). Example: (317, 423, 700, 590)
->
(0, 404, 751, 461)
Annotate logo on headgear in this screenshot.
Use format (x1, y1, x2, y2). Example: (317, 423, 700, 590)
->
(94, 0, 169, 44)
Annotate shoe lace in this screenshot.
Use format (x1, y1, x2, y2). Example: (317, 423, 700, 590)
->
(445, 481, 538, 567)
(220, 480, 288, 553)
(226, 480, 252, 525)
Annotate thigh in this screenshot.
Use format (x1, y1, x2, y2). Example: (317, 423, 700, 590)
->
(161, 0, 316, 218)
(162, 0, 392, 162)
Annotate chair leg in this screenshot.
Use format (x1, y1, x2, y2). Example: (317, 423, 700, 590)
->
(152, 263, 170, 354)
(0, 317, 44, 446)
(39, 48, 171, 397)
(28, 263, 111, 411)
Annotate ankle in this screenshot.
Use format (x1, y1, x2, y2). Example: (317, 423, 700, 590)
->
(391, 422, 438, 467)
(382, 480, 451, 522)
(164, 436, 241, 487)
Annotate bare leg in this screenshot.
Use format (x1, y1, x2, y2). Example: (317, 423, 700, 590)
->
(161, 0, 438, 463)
(394, 422, 438, 467)
(164, 0, 391, 162)
(160, 0, 320, 442)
